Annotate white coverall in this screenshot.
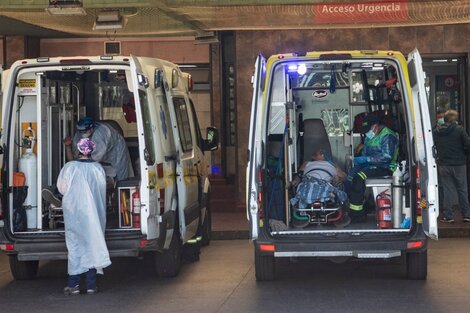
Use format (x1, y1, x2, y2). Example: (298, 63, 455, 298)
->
(57, 159, 111, 275)
(72, 122, 134, 181)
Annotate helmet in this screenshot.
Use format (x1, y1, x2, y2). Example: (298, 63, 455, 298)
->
(76, 117, 95, 131)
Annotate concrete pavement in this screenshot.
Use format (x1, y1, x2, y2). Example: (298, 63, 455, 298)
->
(1, 238, 470, 313)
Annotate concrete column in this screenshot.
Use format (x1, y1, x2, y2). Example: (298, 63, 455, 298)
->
(4, 36, 39, 68)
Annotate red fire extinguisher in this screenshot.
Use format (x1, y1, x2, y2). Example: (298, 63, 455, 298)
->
(376, 190, 392, 229)
(131, 189, 141, 229)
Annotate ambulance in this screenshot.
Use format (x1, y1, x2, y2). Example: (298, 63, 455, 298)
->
(0, 56, 218, 280)
(247, 50, 438, 280)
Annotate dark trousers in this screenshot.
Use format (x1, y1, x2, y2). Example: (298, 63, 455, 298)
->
(439, 165, 470, 219)
(67, 268, 97, 289)
(345, 167, 391, 217)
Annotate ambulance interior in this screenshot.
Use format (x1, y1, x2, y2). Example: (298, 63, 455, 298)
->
(265, 59, 413, 233)
(10, 66, 144, 233)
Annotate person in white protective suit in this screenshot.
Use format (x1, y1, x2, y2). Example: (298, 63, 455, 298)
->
(58, 138, 111, 295)
(63, 116, 134, 182)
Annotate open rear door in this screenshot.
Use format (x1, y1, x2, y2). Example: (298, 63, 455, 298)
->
(246, 54, 266, 240)
(407, 49, 439, 239)
(129, 56, 159, 240)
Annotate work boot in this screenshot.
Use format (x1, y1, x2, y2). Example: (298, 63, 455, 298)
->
(350, 213, 367, 223)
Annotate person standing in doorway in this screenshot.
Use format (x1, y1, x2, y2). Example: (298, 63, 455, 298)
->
(58, 138, 111, 295)
(433, 109, 470, 223)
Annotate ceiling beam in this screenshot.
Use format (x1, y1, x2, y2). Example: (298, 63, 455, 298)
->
(151, 1, 208, 33)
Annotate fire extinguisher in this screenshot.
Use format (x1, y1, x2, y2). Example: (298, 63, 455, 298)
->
(131, 189, 141, 228)
(376, 190, 392, 229)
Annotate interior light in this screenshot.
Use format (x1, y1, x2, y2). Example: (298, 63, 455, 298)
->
(297, 64, 307, 75)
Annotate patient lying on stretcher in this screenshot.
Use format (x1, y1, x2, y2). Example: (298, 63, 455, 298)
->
(290, 148, 348, 227)
(291, 148, 346, 189)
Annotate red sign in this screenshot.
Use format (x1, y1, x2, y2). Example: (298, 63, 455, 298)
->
(313, 1, 409, 24)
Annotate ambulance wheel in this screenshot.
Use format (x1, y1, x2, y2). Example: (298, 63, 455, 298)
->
(155, 228, 182, 278)
(406, 250, 427, 280)
(9, 255, 39, 280)
(254, 249, 275, 281)
(200, 194, 212, 246)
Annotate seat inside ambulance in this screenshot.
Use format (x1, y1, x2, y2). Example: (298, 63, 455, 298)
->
(300, 118, 332, 164)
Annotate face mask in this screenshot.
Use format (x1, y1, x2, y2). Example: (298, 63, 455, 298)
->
(365, 129, 375, 139)
(437, 118, 445, 126)
(80, 131, 92, 138)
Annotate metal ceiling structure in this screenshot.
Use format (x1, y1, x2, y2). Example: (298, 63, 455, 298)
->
(0, 0, 469, 37)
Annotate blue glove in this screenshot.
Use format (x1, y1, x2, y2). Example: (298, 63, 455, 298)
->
(354, 156, 369, 165)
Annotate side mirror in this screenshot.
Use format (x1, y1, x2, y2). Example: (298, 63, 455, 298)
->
(203, 127, 219, 151)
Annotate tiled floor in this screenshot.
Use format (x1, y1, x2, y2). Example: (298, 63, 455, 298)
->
(212, 212, 248, 232)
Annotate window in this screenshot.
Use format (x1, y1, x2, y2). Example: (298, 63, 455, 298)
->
(173, 97, 193, 152)
(139, 90, 156, 164)
(189, 99, 203, 150)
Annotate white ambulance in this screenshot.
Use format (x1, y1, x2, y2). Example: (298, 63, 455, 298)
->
(0, 56, 218, 280)
(247, 50, 438, 280)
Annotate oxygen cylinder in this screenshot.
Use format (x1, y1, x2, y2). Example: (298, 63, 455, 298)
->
(392, 165, 403, 228)
(131, 189, 141, 229)
(377, 190, 392, 229)
(18, 128, 37, 229)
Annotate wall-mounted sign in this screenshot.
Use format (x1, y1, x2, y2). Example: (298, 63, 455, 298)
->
(18, 79, 37, 95)
(314, 1, 408, 24)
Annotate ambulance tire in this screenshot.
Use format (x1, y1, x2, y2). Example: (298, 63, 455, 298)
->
(155, 227, 182, 278)
(406, 250, 427, 280)
(9, 255, 39, 280)
(200, 193, 212, 246)
(254, 249, 275, 281)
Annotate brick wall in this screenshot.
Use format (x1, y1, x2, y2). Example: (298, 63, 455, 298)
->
(234, 24, 470, 206)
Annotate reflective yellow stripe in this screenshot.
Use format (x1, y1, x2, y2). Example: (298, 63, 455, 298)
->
(188, 236, 202, 244)
(350, 203, 363, 211)
(358, 172, 367, 180)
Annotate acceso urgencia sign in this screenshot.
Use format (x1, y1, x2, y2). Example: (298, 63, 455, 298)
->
(320, 2, 403, 14)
